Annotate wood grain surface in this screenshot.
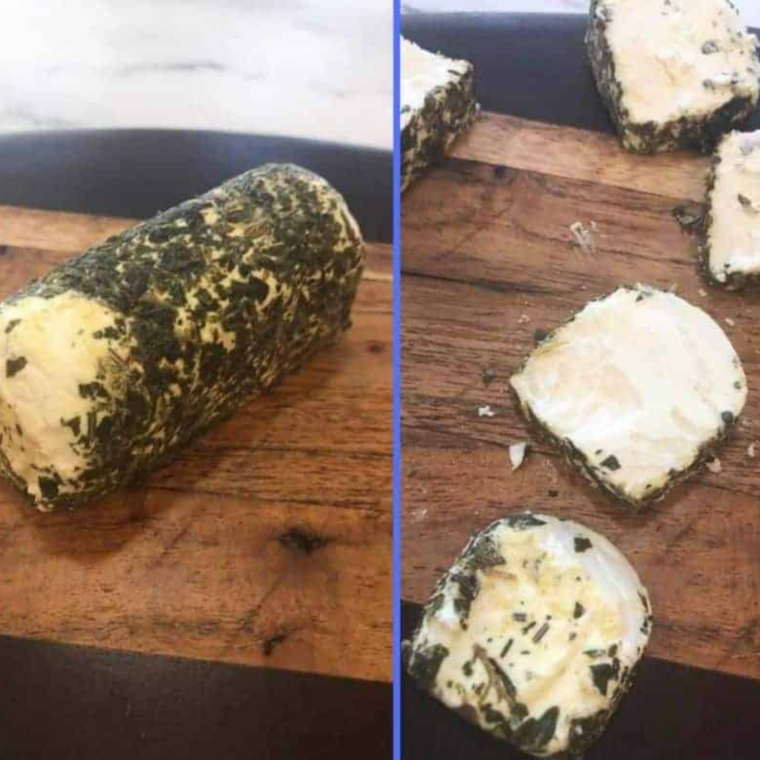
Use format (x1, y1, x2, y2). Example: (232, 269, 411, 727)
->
(0, 207, 392, 683)
(402, 112, 760, 681)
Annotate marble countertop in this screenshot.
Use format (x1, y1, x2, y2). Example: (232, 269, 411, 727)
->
(0, 0, 392, 150)
(403, 1, 760, 26)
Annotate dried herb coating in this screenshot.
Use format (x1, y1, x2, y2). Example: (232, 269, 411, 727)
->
(0, 164, 364, 510)
(401, 52, 479, 191)
(585, 0, 759, 154)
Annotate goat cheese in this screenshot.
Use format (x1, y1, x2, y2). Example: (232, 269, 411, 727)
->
(703, 129, 760, 287)
(0, 165, 364, 510)
(404, 514, 652, 758)
(401, 37, 479, 191)
(510, 286, 746, 509)
(586, 0, 760, 153)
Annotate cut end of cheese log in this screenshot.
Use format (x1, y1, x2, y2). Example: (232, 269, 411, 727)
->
(400, 37, 479, 191)
(510, 285, 746, 509)
(0, 164, 365, 511)
(586, 0, 760, 153)
(404, 513, 652, 758)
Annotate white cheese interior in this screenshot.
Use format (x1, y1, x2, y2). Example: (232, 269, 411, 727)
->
(510, 287, 746, 501)
(0, 293, 123, 505)
(708, 129, 760, 280)
(424, 515, 650, 757)
(400, 37, 469, 131)
(603, 0, 760, 125)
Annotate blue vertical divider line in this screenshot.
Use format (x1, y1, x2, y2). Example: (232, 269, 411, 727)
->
(392, 0, 402, 757)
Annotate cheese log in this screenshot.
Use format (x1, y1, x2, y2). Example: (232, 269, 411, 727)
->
(0, 164, 364, 511)
(702, 129, 760, 287)
(510, 285, 746, 510)
(586, 0, 760, 154)
(404, 513, 652, 759)
(401, 37, 479, 192)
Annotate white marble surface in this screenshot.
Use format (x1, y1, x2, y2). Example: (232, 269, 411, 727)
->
(0, 0, 392, 149)
(403, 0, 760, 26)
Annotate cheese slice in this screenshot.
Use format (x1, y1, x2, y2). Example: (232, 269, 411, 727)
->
(704, 129, 760, 287)
(400, 38, 478, 191)
(587, 0, 760, 152)
(510, 286, 746, 508)
(404, 513, 652, 758)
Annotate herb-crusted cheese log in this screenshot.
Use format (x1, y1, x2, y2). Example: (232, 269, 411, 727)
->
(586, 0, 760, 153)
(510, 286, 746, 510)
(404, 514, 652, 758)
(0, 164, 364, 511)
(702, 129, 760, 287)
(401, 37, 479, 192)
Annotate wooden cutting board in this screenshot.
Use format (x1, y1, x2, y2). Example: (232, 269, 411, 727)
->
(0, 206, 392, 683)
(402, 112, 760, 682)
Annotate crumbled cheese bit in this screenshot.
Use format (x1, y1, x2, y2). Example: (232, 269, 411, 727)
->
(518, 314, 530, 324)
(478, 405, 496, 418)
(509, 442, 528, 471)
(569, 221, 598, 254)
(725, 317, 736, 327)
(748, 443, 756, 458)
(706, 457, 722, 474)
(699, 288, 708, 298)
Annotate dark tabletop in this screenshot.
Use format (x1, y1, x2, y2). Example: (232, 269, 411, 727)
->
(401, 12, 760, 760)
(0, 131, 391, 760)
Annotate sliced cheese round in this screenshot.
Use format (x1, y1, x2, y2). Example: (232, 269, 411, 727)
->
(605, 0, 759, 126)
(706, 129, 760, 286)
(510, 285, 746, 508)
(404, 513, 652, 758)
(587, 0, 760, 152)
(400, 37, 478, 191)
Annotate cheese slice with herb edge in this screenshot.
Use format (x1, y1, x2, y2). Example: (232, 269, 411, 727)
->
(586, 0, 760, 153)
(510, 285, 746, 509)
(703, 129, 760, 288)
(404, 513, 652, 758)
(401, 37, 479, 191)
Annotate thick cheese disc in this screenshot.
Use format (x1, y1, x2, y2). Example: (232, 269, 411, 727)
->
(587, 0, 760, 152)
(404, 513, 652, 758)
(510, 286, 746, 508)
(705, 129, 760, 286)
(400, 38, 478, 191)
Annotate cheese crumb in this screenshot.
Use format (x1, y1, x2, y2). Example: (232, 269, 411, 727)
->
(748, 443, 756, 458)
(725, 317, 736, 327)
(706, 457, 722, 474)
(569, 221, 597, 254)
(699, 289, 708, 298)
(478, 405, 496, 418)
(509, 442, 528, 471)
